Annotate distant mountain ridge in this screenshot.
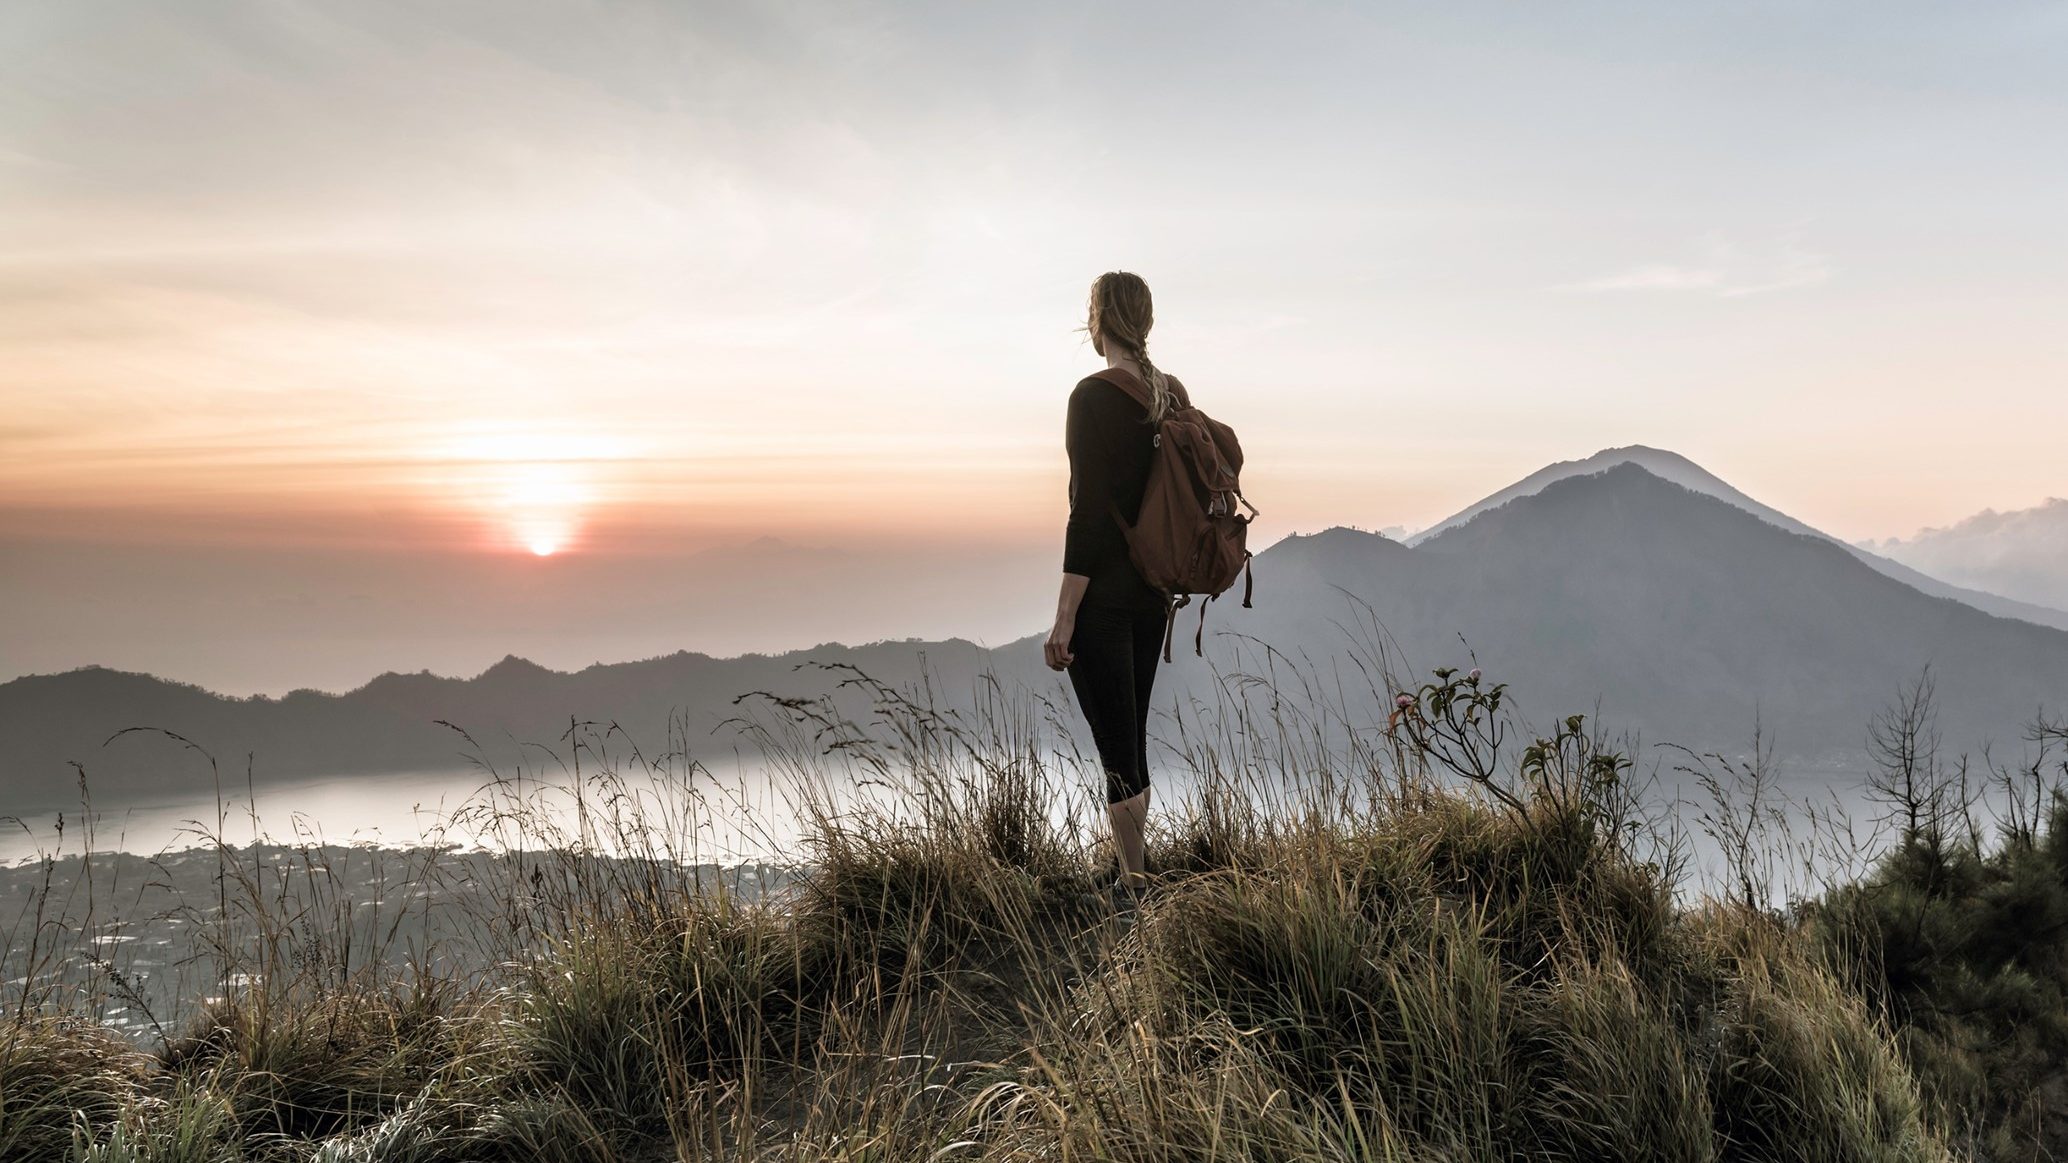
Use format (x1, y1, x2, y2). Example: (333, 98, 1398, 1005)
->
(1867, 497, 2068, 613)
(1409, 445, 2068, 632)
(0, 638, 1008, 807)
(9, 454, 2068, 806)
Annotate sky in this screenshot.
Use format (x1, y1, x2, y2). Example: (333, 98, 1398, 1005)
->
(4, 0, 2066, 695)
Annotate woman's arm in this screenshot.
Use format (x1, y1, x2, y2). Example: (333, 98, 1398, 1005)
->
(1061, 380, 1122, 581)
(1046, 571, 1090, 670)
(1050, 381, 1117, 670)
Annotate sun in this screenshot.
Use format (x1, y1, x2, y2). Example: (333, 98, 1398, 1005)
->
(427, 425, 619, 557)
(498, 462, 588, 557)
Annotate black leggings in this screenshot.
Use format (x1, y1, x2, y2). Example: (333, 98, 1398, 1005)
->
(1066, 601, 1167, 804)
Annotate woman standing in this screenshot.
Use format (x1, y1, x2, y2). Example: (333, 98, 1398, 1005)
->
(1043, 271, 1175, 899)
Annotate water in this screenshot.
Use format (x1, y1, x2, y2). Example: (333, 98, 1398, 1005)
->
(0, 757, 803, 868)
(0, 745, 1928, 912)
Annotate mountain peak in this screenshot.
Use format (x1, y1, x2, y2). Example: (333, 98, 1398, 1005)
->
(1417, 459, 1731, 547)
(690, 536, 850, 565)
(1409, 446, 1746, 547)
(1406, 447, 2068, 632)
(478, 654, 552, 680)
(1254, 523, 1411, 577)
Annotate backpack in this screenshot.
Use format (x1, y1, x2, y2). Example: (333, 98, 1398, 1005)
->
(1089, 367, 1259, 662)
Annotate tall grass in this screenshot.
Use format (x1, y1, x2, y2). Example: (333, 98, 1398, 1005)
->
(4, 621, 2062, 1161)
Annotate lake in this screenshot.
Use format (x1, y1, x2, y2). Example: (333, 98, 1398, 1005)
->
(0, 757, 809, 868)
(1, 749, 1916, 912)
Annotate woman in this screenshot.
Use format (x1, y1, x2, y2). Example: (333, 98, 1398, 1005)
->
(1043, 271, 1175, 900)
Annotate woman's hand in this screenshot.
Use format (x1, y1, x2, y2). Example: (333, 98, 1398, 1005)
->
(1048, 573, 1089, 670)
(1045, 616, 1076, 671)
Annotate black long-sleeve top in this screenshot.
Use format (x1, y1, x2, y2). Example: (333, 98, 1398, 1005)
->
(1064, 374, 1167, 611)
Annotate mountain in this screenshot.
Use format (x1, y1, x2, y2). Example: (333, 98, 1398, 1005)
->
(1255, 463, 2068, 768)
(1867, 498, 2068, 613)
(9, 458, 2068, 807)
(1409, 446, 2068, 633)
(0, 639, 1011, 808)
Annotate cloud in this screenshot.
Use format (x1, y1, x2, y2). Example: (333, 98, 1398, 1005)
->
(1870, 498, 2068, 611)
(1564, 264, 1730, 292)
(1558, 235, 1833, 298)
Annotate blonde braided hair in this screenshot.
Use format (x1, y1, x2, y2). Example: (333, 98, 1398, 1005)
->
(1078, 271, 1174, 424)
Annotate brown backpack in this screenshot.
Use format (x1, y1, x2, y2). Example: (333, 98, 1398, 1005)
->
(1090, 367, 1259, 661)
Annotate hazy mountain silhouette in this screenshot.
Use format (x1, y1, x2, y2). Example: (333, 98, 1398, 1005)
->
(1410, 445, 2068, 632)
(1868, 498, 2068, 613)
(8, 459, 2068, 807)
(0, 640, 1007, 808)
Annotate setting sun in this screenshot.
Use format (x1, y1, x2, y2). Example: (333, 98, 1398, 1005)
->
(496, 460, 590, 557)
(411, 425, 620, 558)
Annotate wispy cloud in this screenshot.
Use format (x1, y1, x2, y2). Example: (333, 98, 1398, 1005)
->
(1870, 498, 2068, 611)
(1559, 235, 1833, 297)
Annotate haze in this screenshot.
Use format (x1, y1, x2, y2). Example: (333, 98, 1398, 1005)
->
(5, 1, 2066, 695)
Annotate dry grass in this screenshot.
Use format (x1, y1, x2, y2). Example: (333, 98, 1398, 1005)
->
(9, 626, 2055, 1161)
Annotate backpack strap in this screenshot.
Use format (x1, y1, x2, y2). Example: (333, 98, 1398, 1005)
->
(1094, 369, 1154, 538)
(1166, 374, 1191, 409)
(1088, 367, 1153, 413)
(1089, 367, 1188, 413)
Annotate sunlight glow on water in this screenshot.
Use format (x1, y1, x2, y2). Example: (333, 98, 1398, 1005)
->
(0, 759, 800, 868)
(0, 751, 1922, 913)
